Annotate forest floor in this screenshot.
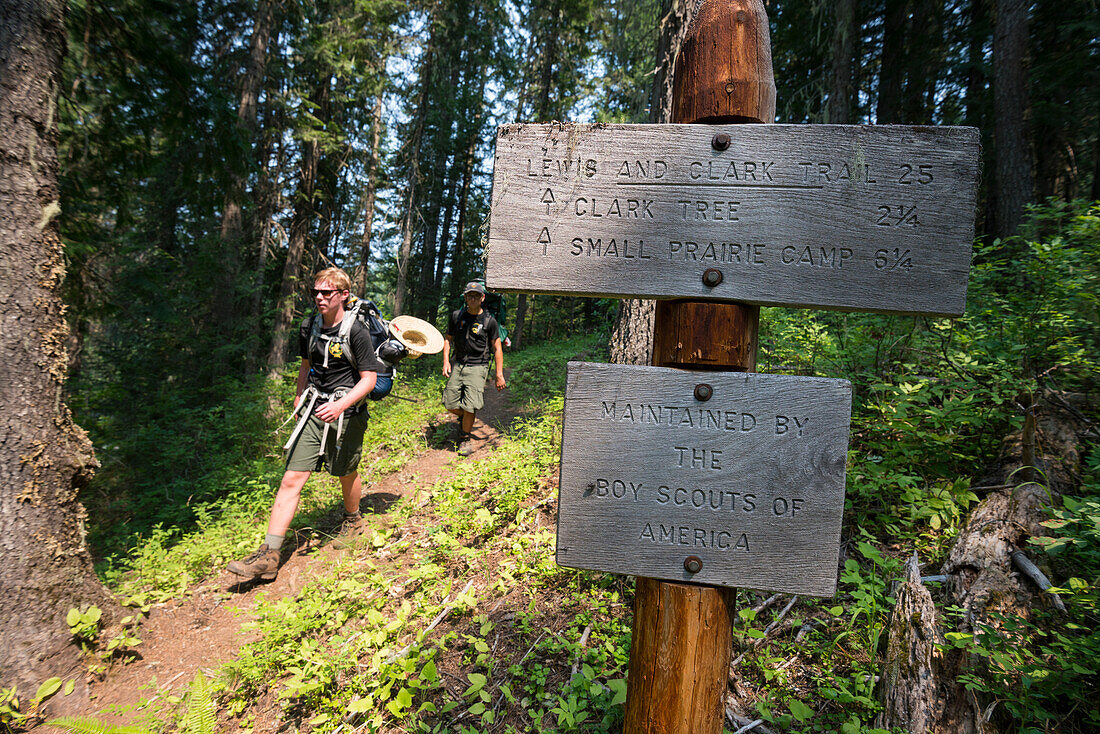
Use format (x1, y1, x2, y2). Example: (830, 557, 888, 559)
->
(56, 375, 525, 730)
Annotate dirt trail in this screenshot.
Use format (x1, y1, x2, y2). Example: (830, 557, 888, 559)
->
(61, 375, 520, 726)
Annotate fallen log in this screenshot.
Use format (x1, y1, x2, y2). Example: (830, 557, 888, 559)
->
(928, 390, 1092, 731)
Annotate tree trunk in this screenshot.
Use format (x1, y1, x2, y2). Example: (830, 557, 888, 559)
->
(992, 0, 1032, 237)
(265, 79, 326, 373)
(432, 172, 458, 303)
(216, 0, 276, 336)
(394, 53, 433, 315)
(877, 0, 908, 123)
(249, 83, 283, 322)
(414, 147, 451, 319)
(356, 92, 383, 295)
(901, 0, 943, 124)
(221, 0, 275, 246)
(964, 0, 992, 236)
(609, 0, 692, 365)
(448, 103, 480, 306)
(648, 0, 693, 126)
(1093, 116, 1100, 201)
(829, 0, 856, 123)
(0, 0, 113, 707)
(609, 298, 655, 365)
(964, 0, 989, 127)
(512, 294, 529, 350)
(438, 67, 486, 301)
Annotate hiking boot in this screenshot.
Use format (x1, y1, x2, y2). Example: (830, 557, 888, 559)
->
(457, 434, 475, 456)
(227, 544, 280, 581)
(332, 512, 364, 550)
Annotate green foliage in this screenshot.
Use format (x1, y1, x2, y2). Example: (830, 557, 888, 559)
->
(66, 606, 102, 651)
(90, 369, 444, 602)
(62, 198, 1100, 734)
(1031, 494, 1100, 568)
(44, 717, 154, 734)
(951, 459, 1100, 732)
(45, 673, 214, 734)
(969, 201, 1100, 389)
(954, 604, 1100, 731)
(180, 674, 216, 734)
(0, 677, 78, 731)
(506, 333, 608, 408)
(759, 308, 840, 376)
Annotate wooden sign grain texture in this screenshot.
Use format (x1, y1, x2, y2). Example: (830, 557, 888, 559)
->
(487, 123, 979, 316)
(557, 362, 852, 597)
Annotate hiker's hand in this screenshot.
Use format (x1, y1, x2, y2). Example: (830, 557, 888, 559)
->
(314, 401, 345, 423)
(495, 373, 506, 391)
(442, 362, 452, 378)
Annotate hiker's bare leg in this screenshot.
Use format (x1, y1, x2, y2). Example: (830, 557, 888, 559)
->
(339, 472, 362, 514)
(267, 470, 311, 537)
(447, 407, 475, 434)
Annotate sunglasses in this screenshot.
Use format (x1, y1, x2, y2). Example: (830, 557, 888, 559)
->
(311, 287, 344, 298)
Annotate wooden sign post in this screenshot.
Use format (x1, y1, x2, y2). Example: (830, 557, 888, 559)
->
(484, 1, 979, 732)
(626, 4, 771, 730)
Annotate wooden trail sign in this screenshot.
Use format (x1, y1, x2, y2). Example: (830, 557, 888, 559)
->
(558, 362, 852, 597)
(487, 122, 979, 316)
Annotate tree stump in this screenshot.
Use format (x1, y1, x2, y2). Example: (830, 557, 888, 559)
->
(876, 553, 944, 733)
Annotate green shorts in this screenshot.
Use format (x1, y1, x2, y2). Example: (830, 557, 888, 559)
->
(285, 409, 368, 476)
(442, 364, 490, 413)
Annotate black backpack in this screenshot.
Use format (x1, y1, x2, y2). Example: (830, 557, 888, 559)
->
(307, 296, 404, 385)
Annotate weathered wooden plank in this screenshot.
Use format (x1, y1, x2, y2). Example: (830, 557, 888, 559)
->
(487, 123, 979, 316)
(557, 362, 851, 596)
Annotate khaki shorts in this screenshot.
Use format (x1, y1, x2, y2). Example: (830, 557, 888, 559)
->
(285, 409, 368, 476)
(442, 364, 490, 413)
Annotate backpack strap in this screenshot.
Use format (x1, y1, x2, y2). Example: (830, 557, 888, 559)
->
(337, 301, 360, 372)
(308, 314, 323, 365)
(307, 306, 361, 372)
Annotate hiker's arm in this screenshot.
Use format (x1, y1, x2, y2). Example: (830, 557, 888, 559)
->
(441, 335, 453, 377)
(293, 360, 311, 408)
(493, 338, 506, 391)
(314, 370, 377, 423)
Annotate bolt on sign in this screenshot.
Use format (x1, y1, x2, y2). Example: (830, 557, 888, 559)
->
(557, 362, 852, 597)
(487, 122, 980, 317)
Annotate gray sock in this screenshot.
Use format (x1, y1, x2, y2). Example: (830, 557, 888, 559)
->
(265, 533, 284, 550)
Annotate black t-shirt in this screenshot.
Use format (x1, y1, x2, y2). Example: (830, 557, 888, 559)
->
(447, 308, 499, 366)
(298, 316, 386, 394)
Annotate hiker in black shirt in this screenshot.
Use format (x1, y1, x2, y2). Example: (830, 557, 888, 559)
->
(442, 281, 506, 456)
(228, 267, 386, 582)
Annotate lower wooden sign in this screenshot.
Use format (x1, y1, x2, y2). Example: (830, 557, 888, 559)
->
(557, 362, 852, 596)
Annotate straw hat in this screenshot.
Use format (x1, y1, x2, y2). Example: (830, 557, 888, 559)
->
(388, 315, 445, 358)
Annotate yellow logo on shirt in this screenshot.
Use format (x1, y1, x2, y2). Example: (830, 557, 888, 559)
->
(471, 323, 482, 335)
(329, 342, 344, 359)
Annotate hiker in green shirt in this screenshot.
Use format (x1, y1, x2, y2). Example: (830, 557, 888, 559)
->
(228, 267, 387, 582)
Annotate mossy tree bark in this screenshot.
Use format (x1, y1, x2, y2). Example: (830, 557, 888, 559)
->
(0, 0, 113, 705)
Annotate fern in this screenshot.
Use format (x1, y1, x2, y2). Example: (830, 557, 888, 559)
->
(47, 673, 215, 734)
(45, 716, 153, 734)
(180, 673, 215, 734)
